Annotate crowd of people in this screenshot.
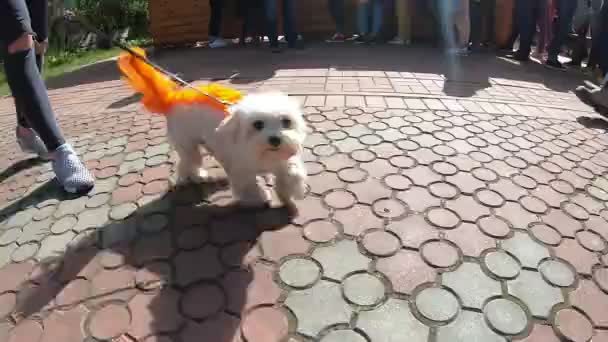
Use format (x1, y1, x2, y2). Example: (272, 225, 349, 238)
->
(206, 0, 607, 112)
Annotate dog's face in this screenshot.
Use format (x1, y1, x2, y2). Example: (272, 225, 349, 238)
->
(216, 92, 307, 166)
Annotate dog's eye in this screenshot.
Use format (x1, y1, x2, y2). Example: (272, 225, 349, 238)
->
(252, 120, 264, 131)
(281, 118, 292, 128)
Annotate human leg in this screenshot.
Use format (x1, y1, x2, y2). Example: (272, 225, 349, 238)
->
(547, 0, 578, 64)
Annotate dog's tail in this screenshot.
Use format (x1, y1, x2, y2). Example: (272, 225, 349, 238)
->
(117, 48, 243, 115)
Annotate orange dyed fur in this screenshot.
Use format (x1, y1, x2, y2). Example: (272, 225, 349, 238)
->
(117, 48, 243, 115)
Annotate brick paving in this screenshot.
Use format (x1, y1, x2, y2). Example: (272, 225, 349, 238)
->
(0, 45, 608, 341)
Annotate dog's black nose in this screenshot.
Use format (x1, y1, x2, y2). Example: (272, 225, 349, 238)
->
(268, 136, 281, 147)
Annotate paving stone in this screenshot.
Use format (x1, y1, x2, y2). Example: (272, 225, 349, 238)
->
(0, 292, 16, 319)
(181, 282, 225, 320)
(50, 216, 77, 234)
(503, 232, 550, 269)
(138, 213, 169, 234)
(74, 206, 110, 232)
(570, 279, 608, 327)
(87, 302, 132, 340)
(360, 229, 401, 257)
(443, 262, 501, 309)
(320, 329, 367, 342)
(260, 225, 310, 262)
(420, 240, 460, 268)
(279, 257, 322, 289)
(357, 298, 429, 342)
(8, 319, 44, 342)
(507, 270, 563, 318)
(37, 231, 76, 260)
(484, 298, 529, 336)
(554, 238, 598, 276)
(593, 266, 608, 293)
(529, 223, 562, 246)
(174, 245, 223, 287)
(128, 289, 184, 339)
(396, 187, 442, 213)
(414, 286, 460, 323)
(312, 240, 370, 280)
(553, 308, 594, 342)
(520, 323, 560, 342)
(342, 272, 386, 307)
(539, 258, 576, 288)
(575, 230, 607, 252)
(302, 220, 340, 244)
(483, 250, 521, 280)
(285, 280, 352, 336)
(109, 202, 138, 220)
(437, 310, 505, 342)
(377, 249, 436, 295)
(0, 228, 22, 246)
(11, 242, 39, 262)
(54, 198, 87, 218)
(55, 278, 91, 307)
(40, 306, 88, 342)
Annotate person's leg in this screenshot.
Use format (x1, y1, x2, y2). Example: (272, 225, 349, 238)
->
(481, 0, 496, 45)
(393, 0, 412, 42)
(569, 21, 589, 65)
(547, 0, 578, 64)
(328, 0, 346, 34)
(265, 0, 279, 48)
(598, 2, 608, 76)
(282, 0, 297, 47)
(515, 0, 536, 57)
(209, 0, 221, 38)
(371, 0, 384, 36)
(455, 0, 471, 49)
(357, 1, 371, 36)
(1, 0, 93, 193)
(469, 1, 482, 48)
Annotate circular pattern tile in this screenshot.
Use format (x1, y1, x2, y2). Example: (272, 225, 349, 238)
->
(475, 189, 505, 208)
(587, 185, 608, 201)
(338, 168, 367, 183)
(11, 242, 39, 262)
(279, 257, 322, 289)
(8, 319, 43, 342)
(324, 190, 357, 210)
(562, 202, 590, 221)
(389, 155, 416, 169)
(87, 302, 132, 340)
(472, 168, 499, 183)
(303, 220, 340, 243)
(383, 174, 412, 191)
(360, 229, 401, 257)
(483, 250, 521, 280)
(0, 228, 21, 246)
(529, 223, 562, 246)
(0, 292, 16, 319)
(342, 272, 386, 308)
(306, 161, 325, 176)
(540, 161, 562, 174)
(428, 181, 459, 199)
(360, 134, 383, 146)
(469, 151, 493, 163)
(313, 144, 338, 157)
(484, 298, 528, 335)
(414, 287, 460, 323)
(181, 283, 225, 320)
(372, 198, 408, 219)
(50, 216, 77, 234)
(513, 175, 537, 190)
(136, 261, 172, 291)
(176, 227, 208, 251)
(432, 145, 457, 156)
(505, 156, 527, 169)
(575, 230, 607, 252)
(520, 195, 549, 214)
(592, 266, 608, 293)
(431, 161, 458, 176)
(426, 208, 461, 229)
(421, 240, 460, 268)
(553, 308, 593, 342)
(320, 329, 367, 342)
(396, 140, 419, 151)
(550, 179, 575, 195)
(477, 215, 511, 239)
(241, 306, 289, 342)
(538, 258, 576, 288)
(55, 278, 90, 307)
(351, 150, 376, 163)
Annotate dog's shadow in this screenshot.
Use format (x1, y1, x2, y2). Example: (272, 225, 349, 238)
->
(7, 179, 294, 341)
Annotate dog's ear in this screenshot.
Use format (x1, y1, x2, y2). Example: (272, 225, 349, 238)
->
(216, 105, 243, 144)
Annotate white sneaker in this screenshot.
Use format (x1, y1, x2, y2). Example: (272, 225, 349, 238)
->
(51, 144, 95, 194)
(16, 126, 50, 160)
(209, 38, 228, 48)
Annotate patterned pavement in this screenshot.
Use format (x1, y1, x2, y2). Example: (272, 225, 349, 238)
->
(0, 45, 608, 341)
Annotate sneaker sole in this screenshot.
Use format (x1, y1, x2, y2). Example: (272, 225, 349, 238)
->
(63, 182, 95, 195)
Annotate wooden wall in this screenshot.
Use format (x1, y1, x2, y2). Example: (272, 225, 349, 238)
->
(150, 0, 513, 47)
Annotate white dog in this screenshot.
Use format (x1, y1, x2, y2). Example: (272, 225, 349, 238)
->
(165, 92, 308, 207)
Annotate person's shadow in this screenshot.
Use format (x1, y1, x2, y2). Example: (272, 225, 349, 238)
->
(4, 178, 293, 342)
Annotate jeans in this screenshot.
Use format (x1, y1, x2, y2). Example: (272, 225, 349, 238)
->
(548, 0, 578, 62)
(597, 0, 608, 75)
(515, 0, 543, 56)
(1, 0, 65, 151)
(209, 0, 224, 38)
(357, 0, 384, 36)
(589, 0, 606, 68)
(265, 0, 297, 47)
(328, 0, 346, 34)
(435, 0, 470, 49)
(395, 0, 412, 41)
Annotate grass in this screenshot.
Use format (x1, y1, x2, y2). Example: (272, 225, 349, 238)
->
(0, 46, 123, 96)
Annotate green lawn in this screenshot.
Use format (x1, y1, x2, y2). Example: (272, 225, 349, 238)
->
(0, 47, 122, 96)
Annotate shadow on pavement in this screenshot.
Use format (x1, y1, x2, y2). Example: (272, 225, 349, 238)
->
(8, 180, 293, 341)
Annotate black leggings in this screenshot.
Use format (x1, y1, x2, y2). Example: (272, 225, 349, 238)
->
(1, 0, 65, 151)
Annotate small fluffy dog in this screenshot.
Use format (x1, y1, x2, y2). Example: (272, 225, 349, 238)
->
(117, 49, 308, 207)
